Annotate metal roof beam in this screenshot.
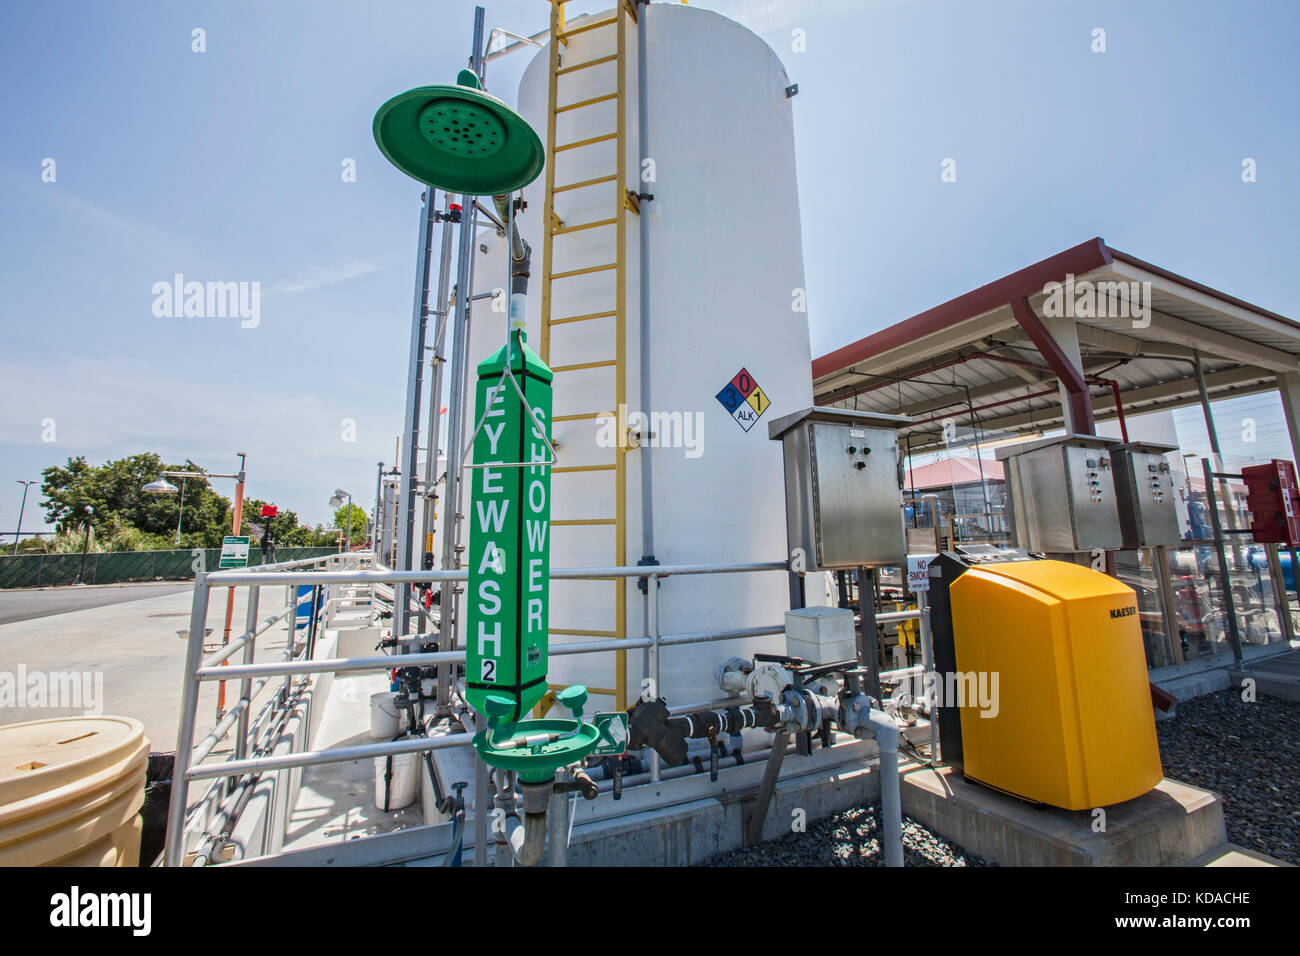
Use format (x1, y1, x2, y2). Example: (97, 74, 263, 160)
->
(1141, 308, 1298, 373)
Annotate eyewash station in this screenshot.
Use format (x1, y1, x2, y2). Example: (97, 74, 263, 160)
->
(161, 4, 1232, 869)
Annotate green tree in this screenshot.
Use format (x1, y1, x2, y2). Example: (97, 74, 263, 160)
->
(35, 453, 333, 552)
(333, 504, 369, 547)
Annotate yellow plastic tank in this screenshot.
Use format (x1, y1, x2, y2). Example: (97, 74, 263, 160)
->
(0, 716, 149, 867)
(949, 560, 1162, 810)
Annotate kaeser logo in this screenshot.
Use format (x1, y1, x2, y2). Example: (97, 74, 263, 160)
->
(1109, 605, 1138, 619)
(49, 886, 151, 936)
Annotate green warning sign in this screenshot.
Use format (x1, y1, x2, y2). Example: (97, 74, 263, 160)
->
(591, 712, 629, 756)
(465, 330, 554, 722)
(218, 535, 251, 569)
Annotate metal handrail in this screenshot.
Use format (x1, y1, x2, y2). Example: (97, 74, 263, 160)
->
(164, 555, 792, 866)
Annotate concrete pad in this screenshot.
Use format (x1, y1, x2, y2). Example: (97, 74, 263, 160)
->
(1190, 843, 1293, 867)
(0, 583, 291, 751)
(900, 765, 1226, 867)
(566, 797, 731, 867)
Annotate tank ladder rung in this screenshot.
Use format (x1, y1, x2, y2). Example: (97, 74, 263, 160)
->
(553, 174, 617, 193)
(557, 53, 618, 76)
(551, 309, 616, 326)
(556, 16, 617, 42)
(550, 262, 616, 280)
(552, 358, 618, 374)
(555, 131, 617, 152)
(554, 217, 617, 236)
(552, 464, 617, 474)
(552, 518, 617, 527)
(556, 91, 618, 114)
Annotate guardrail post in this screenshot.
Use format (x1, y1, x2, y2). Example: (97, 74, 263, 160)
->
(165, 572, 212, 866)
(236, 584, 260, 762)
(648, 572, 661, 783)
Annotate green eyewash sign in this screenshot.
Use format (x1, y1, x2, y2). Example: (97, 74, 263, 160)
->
(466, 330, 554, 722)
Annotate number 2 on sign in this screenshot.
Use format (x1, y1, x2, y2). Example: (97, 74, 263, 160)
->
(481, 659, 496, 683)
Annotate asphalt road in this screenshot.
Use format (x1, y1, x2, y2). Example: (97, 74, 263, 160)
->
(0, 582, 194, 625)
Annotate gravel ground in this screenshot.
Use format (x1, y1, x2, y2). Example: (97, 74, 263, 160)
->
(1155, 686, 1300, 865)
(710, 686, 1299, 867)
(706, 805, 991, 867)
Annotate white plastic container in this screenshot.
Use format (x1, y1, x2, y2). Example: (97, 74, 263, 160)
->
(373, 752, 418, 811)
(369, 691, 403, 739)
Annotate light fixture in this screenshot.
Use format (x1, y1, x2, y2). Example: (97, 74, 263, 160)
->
(143, 478, 179, 495)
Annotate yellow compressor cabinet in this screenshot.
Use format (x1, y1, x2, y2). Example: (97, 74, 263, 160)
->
(947, 559, 1162, 810)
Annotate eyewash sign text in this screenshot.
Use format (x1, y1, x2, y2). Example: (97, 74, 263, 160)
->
(465, 336, 554, 720)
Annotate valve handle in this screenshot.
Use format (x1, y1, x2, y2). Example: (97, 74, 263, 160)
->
(556, 685, 588, 721)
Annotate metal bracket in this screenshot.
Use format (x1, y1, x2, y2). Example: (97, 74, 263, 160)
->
(460, 363, 558, 470)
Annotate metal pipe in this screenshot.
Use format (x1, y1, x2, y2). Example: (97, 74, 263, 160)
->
(205, 559, 788, 587)
(441, 6, 487, 696)
(648, 572, 661, 781)
(918, 592, 938, 763)
(164, 576, 213, 867)
(185, 730, 475, 781)
(395, 189, 439, 640)
(635, 0, 657, 590)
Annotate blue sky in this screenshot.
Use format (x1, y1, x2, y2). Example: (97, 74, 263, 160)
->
(2, 0, 1298, 531)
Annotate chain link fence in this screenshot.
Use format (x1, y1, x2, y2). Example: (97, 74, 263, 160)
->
(0, 547, 341, 590)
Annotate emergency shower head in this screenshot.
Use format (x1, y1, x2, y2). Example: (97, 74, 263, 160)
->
(373, 69, 544, 194)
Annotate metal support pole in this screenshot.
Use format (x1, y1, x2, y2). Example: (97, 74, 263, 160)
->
(427, 199, 456, 707)
(164, 575, 212, 866)
(1202, 457, 1244, 663)
(372, 461, 384, 555)
(744, 730, 789, 845)
(1154, 545, 1184, 666)
(1266, 543, 1296, 644)
(235, 584, 260, 761)
(648, 572, 661, 782)
(395, 190, 439, 641)
(473, 710, 489, 866)
(439, 5, 487, 669)
(917, 590, 937, 763)
(546, 785, 568, 867)
(1195, 350, 1244, 566)
(634, 0, 657, 584)
(859, 567, 882, 702)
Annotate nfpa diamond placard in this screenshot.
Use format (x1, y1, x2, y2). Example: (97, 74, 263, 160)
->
(716, 367, 770, 433)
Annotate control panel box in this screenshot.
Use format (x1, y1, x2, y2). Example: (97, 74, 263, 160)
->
(996, 434, 1123, 553)
(769, 407, 910, 570)
(1108, 441, 1180, 549)
(1242, 459, 1300, 546)
(784, 606, 857, 665)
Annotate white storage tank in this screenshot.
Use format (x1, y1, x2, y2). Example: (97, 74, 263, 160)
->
(456, 4, 816, 709)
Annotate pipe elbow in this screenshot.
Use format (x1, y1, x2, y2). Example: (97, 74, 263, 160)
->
(509, 812, 548, 867)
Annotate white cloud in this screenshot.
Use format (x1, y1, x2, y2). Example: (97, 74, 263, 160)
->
(268, 258, 382, 296)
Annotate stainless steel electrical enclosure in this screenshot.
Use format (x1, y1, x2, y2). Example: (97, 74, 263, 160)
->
(995, 434, 1123, 552)
(1108, 441, 1180, 548)
(769, 407, 910, 570)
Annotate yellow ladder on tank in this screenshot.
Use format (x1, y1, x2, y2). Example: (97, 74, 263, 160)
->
(535, 1, 640, 714)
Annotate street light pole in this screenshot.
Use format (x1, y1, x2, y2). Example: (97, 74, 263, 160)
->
(74, 505, 93, 585)
(330, 489, 354, 553)
(174, 477, 188, 547)
(13, 480, 36, 556)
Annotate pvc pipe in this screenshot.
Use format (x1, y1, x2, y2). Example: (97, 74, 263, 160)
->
(865, 709, 903, 868)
